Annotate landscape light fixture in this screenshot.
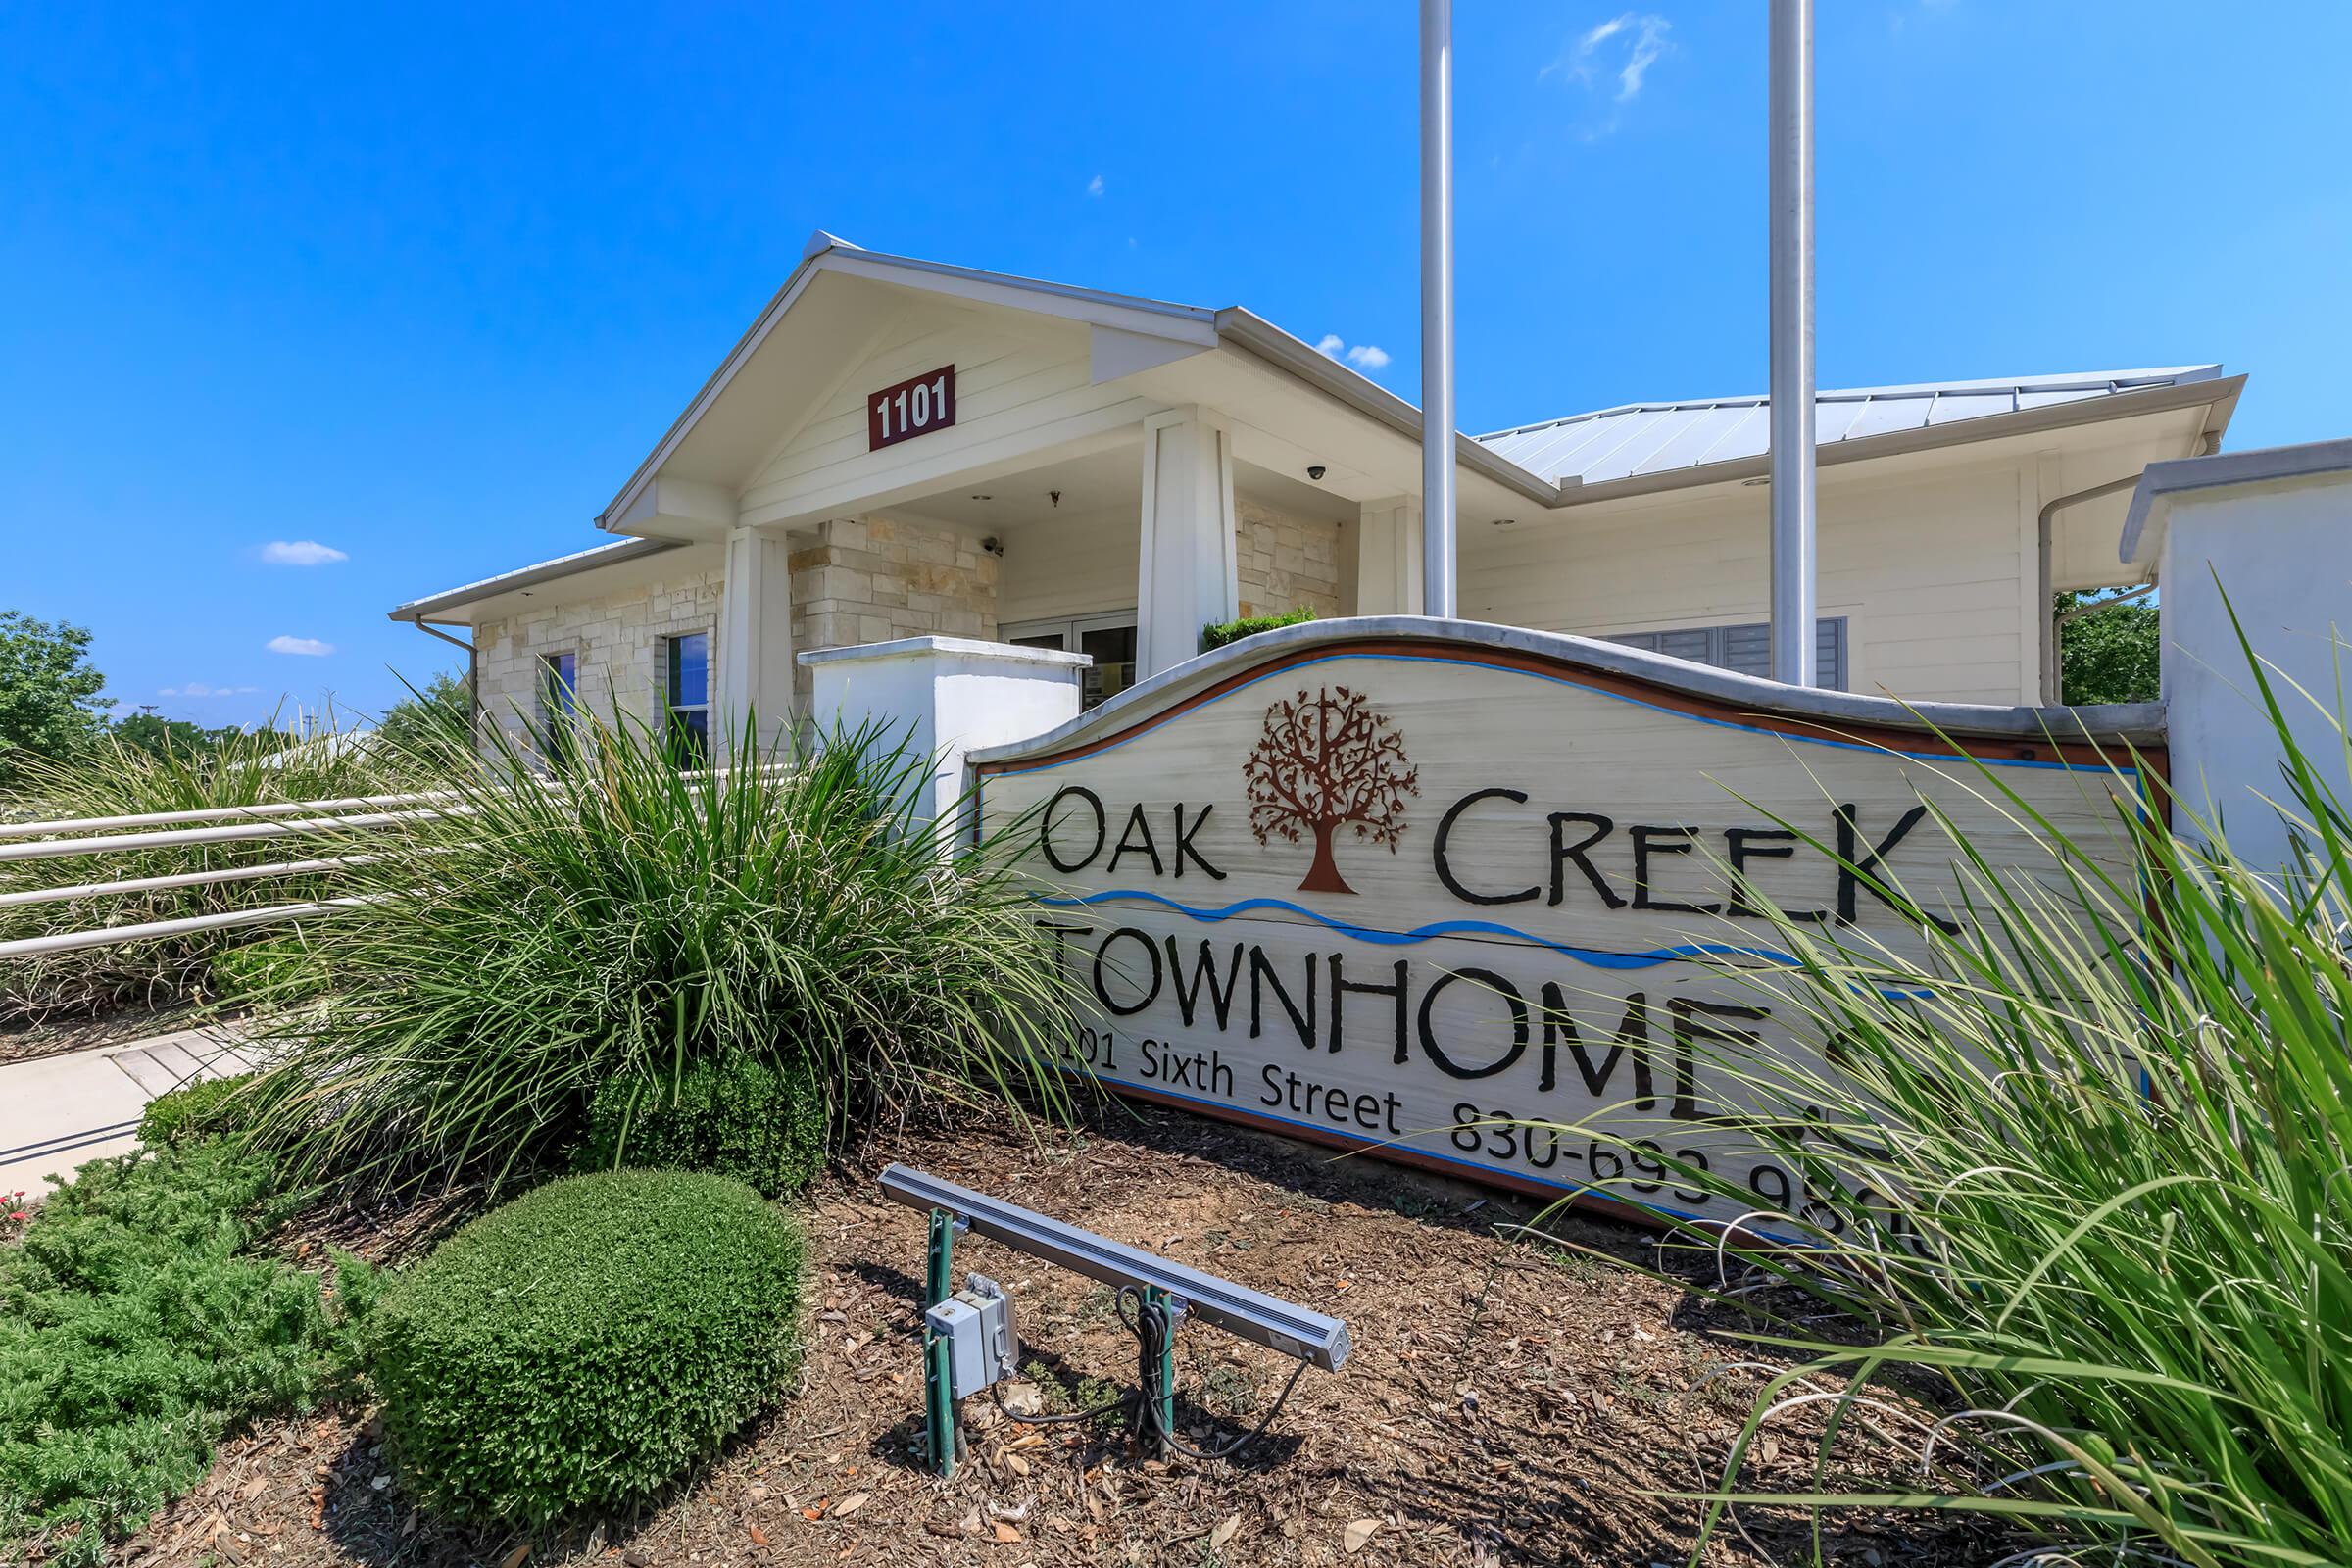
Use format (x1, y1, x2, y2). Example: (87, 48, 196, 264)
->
(879, 1163, 1350, 1477)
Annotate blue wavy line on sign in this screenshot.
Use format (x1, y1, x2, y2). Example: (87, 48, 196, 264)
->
(1033, 889, 1803, 970)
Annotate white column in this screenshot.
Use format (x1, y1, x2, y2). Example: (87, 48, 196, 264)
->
(1351, 497, 1425, 617)
(1136, 406, 1240, 678)
(717, 526, 797, 750)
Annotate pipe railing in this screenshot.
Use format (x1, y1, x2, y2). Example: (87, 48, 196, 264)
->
(0, 763, 798, 958)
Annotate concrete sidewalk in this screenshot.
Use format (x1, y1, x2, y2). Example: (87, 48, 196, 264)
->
(0, 1025, 254, 1196)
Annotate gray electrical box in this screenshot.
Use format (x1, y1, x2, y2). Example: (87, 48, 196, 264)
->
(924, 1273, 1018, 1399)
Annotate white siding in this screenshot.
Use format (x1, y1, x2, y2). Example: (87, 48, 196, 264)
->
(739, 304, 1152, 526)
(996, 506, 1140, 626)
(1459, 460, 2035, 705)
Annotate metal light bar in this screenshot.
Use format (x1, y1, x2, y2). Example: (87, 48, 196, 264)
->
(879, 1164, 1351, 1372)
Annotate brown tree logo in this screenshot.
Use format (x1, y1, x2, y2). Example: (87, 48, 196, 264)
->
(1242, 685, 1419, 896)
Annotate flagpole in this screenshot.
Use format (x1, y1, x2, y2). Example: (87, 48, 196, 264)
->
(1420, 0, 1457, 619)
(1768, 0, 1817, 685)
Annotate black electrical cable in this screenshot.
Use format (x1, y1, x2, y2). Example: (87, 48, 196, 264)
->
(983, 1285, 1307, 1461)
(1122, 1288, 1308, 1462)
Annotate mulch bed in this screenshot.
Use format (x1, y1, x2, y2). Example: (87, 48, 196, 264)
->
(127, 1106, 2005, 1568)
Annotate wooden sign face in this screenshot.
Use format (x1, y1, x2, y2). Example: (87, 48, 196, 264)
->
(867, 365, 956, 450)
(975, 635, 2153, 1231)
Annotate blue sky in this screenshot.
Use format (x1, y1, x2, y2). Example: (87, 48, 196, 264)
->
(4, 1, 2346, 728)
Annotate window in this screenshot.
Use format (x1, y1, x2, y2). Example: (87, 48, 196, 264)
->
(664, 631, 710, 762)
(537, 651, 578, 725)
(1607, 617, 1848, 690)
(1003, 612, 1138, 709)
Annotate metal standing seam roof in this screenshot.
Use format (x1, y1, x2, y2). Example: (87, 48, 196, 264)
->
(1475, 367, 2227, 487)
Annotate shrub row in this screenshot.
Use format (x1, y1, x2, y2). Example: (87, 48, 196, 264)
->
(579, 1053, 826, 1198)
(369, 1169, 807, 1525)
(0, 1141, 355, 1568)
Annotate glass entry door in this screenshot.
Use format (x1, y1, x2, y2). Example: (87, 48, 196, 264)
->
(1004, 611, 1138, 709)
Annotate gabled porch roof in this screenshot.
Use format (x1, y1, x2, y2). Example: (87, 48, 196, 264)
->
(388, 231, 2245, 622)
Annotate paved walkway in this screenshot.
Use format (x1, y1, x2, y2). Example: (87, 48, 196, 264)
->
(0, 1025, 254, 1196)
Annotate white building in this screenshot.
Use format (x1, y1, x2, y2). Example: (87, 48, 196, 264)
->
(388, 232, 2241, 745)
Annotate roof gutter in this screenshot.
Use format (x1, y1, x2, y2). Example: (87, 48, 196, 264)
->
(402, 615, 478, 733)
(1553, 374, 2249, 510)
(386, 537, 686, 623)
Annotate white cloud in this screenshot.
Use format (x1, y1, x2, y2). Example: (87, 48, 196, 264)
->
(1544, 12, 1672, 103)
(1317, 334, 1392, 373)
(260, 540, 349, 566)
(267, 635, 334, 657)
(159, 682, 260, 698)
(1086, 173, 1104, 197)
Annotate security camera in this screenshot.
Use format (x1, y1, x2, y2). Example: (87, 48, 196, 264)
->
(1306, 465, 1326, 481)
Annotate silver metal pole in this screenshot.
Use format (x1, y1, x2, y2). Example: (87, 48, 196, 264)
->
(1768, 0, 1817, 686)
(1419, 0, 1457, 618)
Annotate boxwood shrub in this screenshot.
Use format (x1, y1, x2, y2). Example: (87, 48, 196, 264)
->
(369, 1170, 807, 1525)
(579, 1053, 826, 1198)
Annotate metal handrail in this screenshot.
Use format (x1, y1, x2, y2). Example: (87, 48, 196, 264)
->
(0, 896, 382, 959)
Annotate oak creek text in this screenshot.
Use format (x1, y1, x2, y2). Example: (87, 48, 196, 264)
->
(1033, 784, 1960, 934)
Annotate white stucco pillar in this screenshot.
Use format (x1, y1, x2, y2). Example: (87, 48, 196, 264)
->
(717, 526, 797, 749)
(798, 636, 1088, 829)
(1351, 497, 1425, 616)
(2126, 444, 2352, 885)
(1136, 406, 1240, 678)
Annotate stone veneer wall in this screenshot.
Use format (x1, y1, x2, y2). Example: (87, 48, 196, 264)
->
(1235, 497, 1342, 621)
(473, 562, 726, 741)
(788, 515, 1001, 695)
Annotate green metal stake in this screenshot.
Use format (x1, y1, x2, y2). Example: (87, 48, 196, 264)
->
(1144, 1286, 1178, 1456)
(923, 1209, 958, 1477)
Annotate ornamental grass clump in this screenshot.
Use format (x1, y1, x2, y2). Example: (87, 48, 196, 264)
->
(368, 1169, 807, 1526)
(1562, 629, 2352, 1568)
(239, 711, 1078, 1195)
(0, 711, 398, 1024)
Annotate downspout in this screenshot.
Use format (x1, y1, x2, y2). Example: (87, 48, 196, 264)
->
(2036, 433, 2219, 703)
(405, 616, 477, 735)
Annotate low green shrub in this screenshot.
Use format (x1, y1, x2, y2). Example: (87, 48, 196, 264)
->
(0, 1142, 349, 1568)
(1200, 606, 1314, 651)
(369, 1170, 807, 1526)
(137, 1072, 258, 1150)
(580, 1053, 826, 1198)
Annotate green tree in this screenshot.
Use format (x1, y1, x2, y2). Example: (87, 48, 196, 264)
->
(2055, 590, 2161, 705)
(112, 711, 235, 761)
(0, 610, 112, 788)
(374, 670, 471, 756)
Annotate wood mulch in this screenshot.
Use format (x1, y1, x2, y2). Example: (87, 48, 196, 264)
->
(127, 1105, 2006, 1568)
